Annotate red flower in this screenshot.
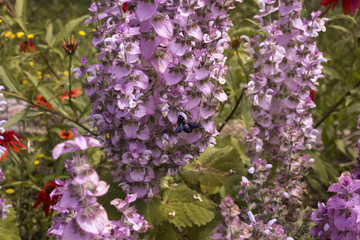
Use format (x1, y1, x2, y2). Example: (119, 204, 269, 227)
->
(19, 40, 35, 52)
(35, 95, 53, 110)
(123, 2, 128, 12)
(59, 130, 73, 139)
(310, 90, 317, 101)
(59, 88, 83, 101)
(320, 0, 360, 15)
(0, 130, 26, 161)
(33, 181, 60, 217)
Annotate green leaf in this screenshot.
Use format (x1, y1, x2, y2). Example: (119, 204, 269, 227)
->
(45, 23, 54, 46)
(25, 72, 69, 117)
(0, 66, 20, 94)
(51, 15, 89, 47)
(329, 15, 357, 26)
(15, 0, 25, 19)
(162, 184, 216, 228)
(328, 25, 351, 34)
(137, 198, 167, 226)
(334, 139, 346, 155)
(148, 223, 182, 240)
(323, 67, 343, 80)
(199, 171, 223, 195)
(346, 103, 360, 114)
(2, 110, 43, 128)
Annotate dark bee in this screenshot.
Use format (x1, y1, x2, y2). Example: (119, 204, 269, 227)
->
(175, 115, 201, 133)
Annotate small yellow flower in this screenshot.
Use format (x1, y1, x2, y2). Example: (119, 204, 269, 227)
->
(91, 28, 96, 32)
(27, 34, 34, 39)
(6, 189, 15, 194)
(38, 153, 44, 158)
(4, 31, 12, 37)
(34, 160, 40, 165)
(16, 32, 25, 38)
(63, 71, 69, 76)
(78, 31, 86, 36)
(85, 24, 89, 27)
(0, 19, 3, 24)
(45, 74, 51, 78)
(105, 133, 110, 138)
(29, 61, 34, 67)
(22, 80, 28, 84)
(37, 71, 42, 75)
(10, 34, 16, 39)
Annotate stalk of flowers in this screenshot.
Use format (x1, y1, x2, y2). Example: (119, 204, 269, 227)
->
(310, 171, 360, 239)
(74, 0, 235, 198)
(48, 129, 149, 239)
(311, 115, 360, 239)
(0, 86, 12, 219)
(240, 0, 327, 237)
(210, 195, 252, 240)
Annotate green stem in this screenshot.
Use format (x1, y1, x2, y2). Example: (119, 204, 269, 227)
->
(0, 90, 97, 136)
(68, 55, 78, 121)
(217, 88, 246, 132)
(38, 51, 61, 81)
(319, 4, 332, 18)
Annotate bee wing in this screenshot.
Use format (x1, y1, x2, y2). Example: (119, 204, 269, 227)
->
(188, 122, 201, 129)
(175, 124, 184, 133)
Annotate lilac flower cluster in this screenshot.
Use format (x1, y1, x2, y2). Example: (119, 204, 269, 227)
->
(311, 116, 360, 239)
(0, 87, 12, 220)
(238, 0, 326, 237)
(311, 172, 360, 240)
(48, 130, 149, 239)
(243, 1, 326, 164)
(210, 196, 252, 240)
(74, 0, 235, 198)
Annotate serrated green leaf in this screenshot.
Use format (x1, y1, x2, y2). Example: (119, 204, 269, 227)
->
(51, 15, 89, 47)
(2, 110, 43, 128)
(88, 148, 104, 166)
(199, 171, 223, 195)
(0, 66, 20, 94)
(148, 223, 182, 240)
(162, 184, 216, 228)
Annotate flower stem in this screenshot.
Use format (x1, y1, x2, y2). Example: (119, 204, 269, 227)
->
(68, 55, 79, 121)
(0, 90, 97, 136)
(217, 88, 246, 132)
(38, 51, 61, 81)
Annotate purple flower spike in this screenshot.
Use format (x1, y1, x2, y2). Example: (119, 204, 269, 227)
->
(240, 0, 327, 238)
(48, 133, 149, 239)
(81, 0, 234, 198)
(52, 129, 101, 159)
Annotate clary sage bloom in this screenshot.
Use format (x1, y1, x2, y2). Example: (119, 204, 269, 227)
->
(311, 116, 360, 240)
(240, 0, 326, 237)
(48, 130, 149, 239)
(74, 0, 234, 198)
